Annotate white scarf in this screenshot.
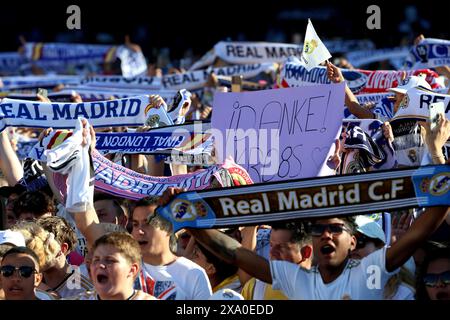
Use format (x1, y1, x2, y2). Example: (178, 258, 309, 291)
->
(279, 57, 443, 94)
(404, 38, 450, 69)
(80, 63, 275, 91)
(0, 95, 152, 132)
(392, 87, 450, 121)
(60, 86, 176, 105)
(44, 118, 94, 212)
(214, 41, 303, 64)
(346, 47, 410, 68)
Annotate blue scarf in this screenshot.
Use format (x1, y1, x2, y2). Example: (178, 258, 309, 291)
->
(156, 165, 450, 232)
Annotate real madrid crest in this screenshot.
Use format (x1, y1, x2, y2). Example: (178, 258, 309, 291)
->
(303, 39, 318, 55)
(428, 173, 450, 196)
(145, 114, 160, 127)
(171, 199, 197, 222)
(399, 94, 409, 109)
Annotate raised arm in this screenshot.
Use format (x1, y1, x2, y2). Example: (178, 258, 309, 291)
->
(188, 228, 273, 284)
(66, 122, 107, 249)
(237, 226, 259, 285)
(159, 187, 273, 283)
(326, 61, 374, 119)
(0, 129, 23, 185)
(420, 113, 450, 165)
(386, 206, 450, 272)
(71, 206, 106, 250)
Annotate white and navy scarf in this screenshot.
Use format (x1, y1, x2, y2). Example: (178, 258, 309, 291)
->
(340, 120, 396, 173)
(323, 39, 375, 53)
(278, 57, 443, 94)
(60, 86, 176, 105)
(345, 47, 410, 68)
(404, 38, 450, 69)
(392, 87, 450, 121)
(0, 75, 81, 89)
(81, 63, 275, 91)
(0, 95, 152, 132)
(196, 41, 304, 65)
(94, 122, 212, 156)
(24, 42, 118, 65)
(0, 52, 26, 75)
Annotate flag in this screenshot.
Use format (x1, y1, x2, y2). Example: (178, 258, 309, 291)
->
(300, 19, 331, 71)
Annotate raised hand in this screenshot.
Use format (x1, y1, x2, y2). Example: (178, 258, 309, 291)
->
(326, 61, 345, 83)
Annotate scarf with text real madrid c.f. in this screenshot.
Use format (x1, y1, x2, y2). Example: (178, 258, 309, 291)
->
(156, 165, 450, 232)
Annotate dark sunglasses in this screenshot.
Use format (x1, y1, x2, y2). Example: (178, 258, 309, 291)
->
(423, 271, 450, 288)
(355, 234, 372, 249)
(0, 265, 37, 278)
(311, 223, 351, 237)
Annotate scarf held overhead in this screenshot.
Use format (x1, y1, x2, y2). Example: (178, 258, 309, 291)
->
(0, 95, 152, 132)
(404, 38, 450, 69)
(28, 128, 252, 199)
(91, 150, 249, 199)
(156, 165, 450, 232)
(94, 122, 213, 155)
(279, 57, 442, 94)
(392, 87, 450, 121)
(81, 63, 276, 91)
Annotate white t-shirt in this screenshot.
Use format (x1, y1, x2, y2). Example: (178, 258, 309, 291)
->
(270, 247, 398, 300)
(53, 266, 94, 298)
(134, 256, 212, 300)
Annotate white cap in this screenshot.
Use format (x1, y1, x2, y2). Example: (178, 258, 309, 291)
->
(355, 215, 386, 244)
(0, 230, 26, 247)
(208, 289, 244, 300)
(388, 75, 431, 94)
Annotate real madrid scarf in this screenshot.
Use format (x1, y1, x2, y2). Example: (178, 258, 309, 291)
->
(404, 38, 450, 69)
(115, 46, 147, 78)
(0, 95, 152, 132)
(391, 87, 450, 166)
(94, 122, 214, 165)
(345, 47, 410, 68)
(0, 75, 81, 89)
(17, 158, 49, 192)
(342, 119, 397, 171)
(189, 40, 375, 71)
(59, 87, 177, 105)
(32, 138, 252, 200)
(323, 39, 375, 53)
(156, 165, 450, 232)
(81, 63, 276, 91)
(4, 92, 76, 103)
(392, 87, 450, 121)
(344, 125, 385, 168)
(23, 43, 149, 77)
(279, 57, 442, 94)
(90, 151, 251, 199)
(25, 43, 118, 64)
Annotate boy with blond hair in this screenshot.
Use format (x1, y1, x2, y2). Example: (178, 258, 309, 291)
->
(68, 232, 156, 300)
